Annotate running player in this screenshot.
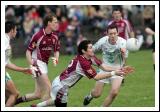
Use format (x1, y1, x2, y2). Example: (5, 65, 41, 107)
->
(83, 24, 131, 107)
(16, 14, 60, 104)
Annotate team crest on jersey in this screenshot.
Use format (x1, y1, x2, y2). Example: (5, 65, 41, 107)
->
(52, 39, 55, 43)
(43, 41, 46, 44)
(121, 23, 125, 27)
(87, 69, 93, 74)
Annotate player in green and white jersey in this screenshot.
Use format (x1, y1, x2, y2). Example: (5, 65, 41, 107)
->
(83, 24, 128, 107)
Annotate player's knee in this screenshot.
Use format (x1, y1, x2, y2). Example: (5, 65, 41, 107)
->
(110, 89, 119, 98)
(92, 90, 102, 98)
(15, 91, 20, 98)
(12, 90, 19, 99)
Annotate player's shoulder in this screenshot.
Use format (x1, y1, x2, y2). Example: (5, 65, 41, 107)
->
(51, 31, 59, 40)
(108, 19, 114, 25)
(118, 36, 126, 43)
(118, 36, 126, 41)
(33, 28, 44, 38)
(77, 55, 91, 65)
(98, 36, 108, 43)
(122, 18, 130, 24)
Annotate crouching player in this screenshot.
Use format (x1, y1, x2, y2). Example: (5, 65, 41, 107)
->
(31, 40, 134, 107)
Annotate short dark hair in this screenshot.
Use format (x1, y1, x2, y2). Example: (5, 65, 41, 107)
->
(78, 40, 91, 55)
(5, 21, 16, 33)
(112, 7, 122, 14)
(43, 13, 56, 27)
(107, 24, 118, 33)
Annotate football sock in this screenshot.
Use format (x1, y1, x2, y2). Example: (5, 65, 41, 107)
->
(37, 101, 48, 107)
(37, 99, 55, 107)
(88, 92, 93, 99)
(15, 95, 27, 104)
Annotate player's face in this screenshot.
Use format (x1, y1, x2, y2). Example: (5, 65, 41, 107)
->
(113, 11, 122, 20)
(85, 44, 94, 57)
(108, 28, 118, 45)
(11, 27, 17, 39)
(49, 17, 59, 31)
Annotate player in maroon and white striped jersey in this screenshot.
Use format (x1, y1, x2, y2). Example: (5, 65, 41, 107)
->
(16, 14, 60, 104)
(30, 40, 134, 107)
(108, 8, 143, 49)
(108, 8, 135, 40)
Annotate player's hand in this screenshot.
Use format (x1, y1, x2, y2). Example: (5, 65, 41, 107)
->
(121, 66, 135, 76)
(115, 69, 126, 76)
(120, 48, 126, 59)
(30, 65, 41, 78)
(22, 68, 32, 75)
(51, 57, 58, 66)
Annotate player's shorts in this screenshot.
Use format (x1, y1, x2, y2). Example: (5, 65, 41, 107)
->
(97, 69, 123, 84)
(50, 76, 69, 104)
(5, 72, 12, 83)
(125, 50, 129, 58)
(32, 59, 48, 75)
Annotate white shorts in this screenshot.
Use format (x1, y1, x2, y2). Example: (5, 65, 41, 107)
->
(33, 59, 48, 74)
(50, 76, 69, 103)
(97, 69, 123, 84)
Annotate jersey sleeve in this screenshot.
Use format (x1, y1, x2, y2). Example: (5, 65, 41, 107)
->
(93, 37, 104, 51)
(120, 39, 128, 58)
(27, 34, 38, 52)
(79, 57, 97, 79)
(125, 19, 134, 34)
(120, 39, 127, 49)
(91, 55, 102, 67)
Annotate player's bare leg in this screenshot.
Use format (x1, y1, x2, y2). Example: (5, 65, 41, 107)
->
(91, 81, 105, 98)
(83, 81, 104, 106)
(16, 74, 51, 104)
(102, 77, 122, 107)
(25, 74, 51, 101)
(24, 79, 42, 101)
(153, 52, 155, 70)
(5, 80, 19, 107)
(37, 74, 51, 100)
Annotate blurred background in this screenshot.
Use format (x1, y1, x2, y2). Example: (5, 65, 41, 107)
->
(5, 5, 155, 57)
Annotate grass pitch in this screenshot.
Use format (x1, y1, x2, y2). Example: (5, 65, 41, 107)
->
(7, 49, 155, 107)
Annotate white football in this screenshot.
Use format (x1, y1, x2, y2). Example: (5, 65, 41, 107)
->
(126, 38, 139, 51)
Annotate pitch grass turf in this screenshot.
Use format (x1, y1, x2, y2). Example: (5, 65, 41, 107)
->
(7, 49, 155, 107)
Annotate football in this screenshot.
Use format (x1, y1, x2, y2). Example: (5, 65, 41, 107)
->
(126, 38, 139, 51)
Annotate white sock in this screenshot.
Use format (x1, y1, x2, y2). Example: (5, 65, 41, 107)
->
(37, 99, 55, 107)
(37, 101, 48, 107)
(88, 92, 93, 99)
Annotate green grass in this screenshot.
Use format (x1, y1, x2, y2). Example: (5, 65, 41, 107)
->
(7, 49, 155, 107)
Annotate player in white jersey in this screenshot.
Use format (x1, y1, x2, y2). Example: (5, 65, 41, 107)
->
(30, 40, 134, 107)
(5, 21, 31, 106)
(83, 24, 130, 107)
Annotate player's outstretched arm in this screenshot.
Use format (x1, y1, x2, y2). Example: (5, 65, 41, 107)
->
(99, 63, 119, 72)
(121, 66, 135, 76)
(26, 50, 33, 65)
(6, 63, 32, 75)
